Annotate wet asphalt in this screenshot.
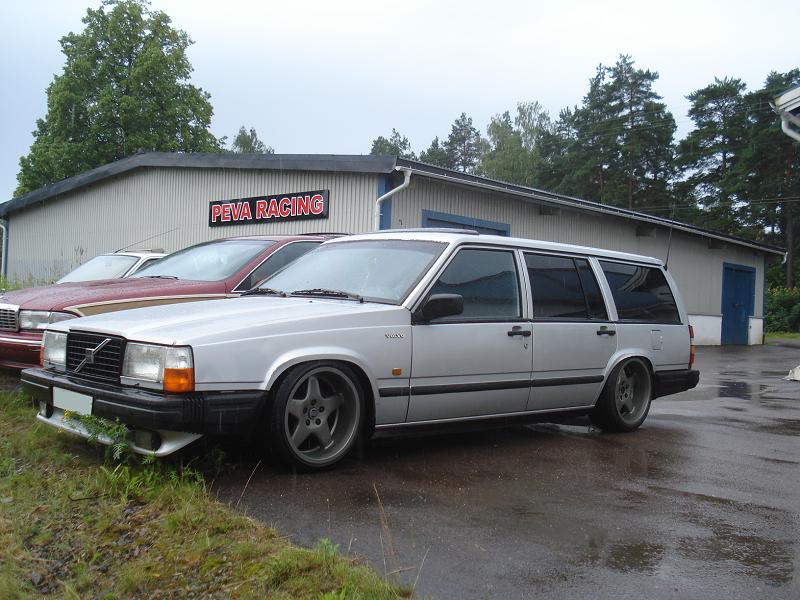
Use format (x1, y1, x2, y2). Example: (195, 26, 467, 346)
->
(213, 345, 800, 599)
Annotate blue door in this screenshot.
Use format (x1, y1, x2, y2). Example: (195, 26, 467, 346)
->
(721, 263, 755, 345)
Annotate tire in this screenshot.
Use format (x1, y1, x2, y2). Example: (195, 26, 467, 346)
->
(589, 358, 653, 433)
(266, 361, 364, 471)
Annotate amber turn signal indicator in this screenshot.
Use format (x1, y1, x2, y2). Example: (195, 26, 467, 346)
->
(391, 368, 402, 376)
(163, 368, 194, 393)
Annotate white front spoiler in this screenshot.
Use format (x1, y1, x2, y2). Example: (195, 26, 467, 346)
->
(36, 407, 202, 457)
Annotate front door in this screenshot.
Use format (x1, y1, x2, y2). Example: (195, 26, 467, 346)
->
(407, 247, 532, 422)
(721, 263, 755, 345)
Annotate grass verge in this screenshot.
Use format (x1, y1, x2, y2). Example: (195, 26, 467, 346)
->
(765, 331, 800, 339)
(0, 392, 411, 599)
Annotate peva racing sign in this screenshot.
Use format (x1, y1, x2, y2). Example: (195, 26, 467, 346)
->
(208, 190, 329, 227)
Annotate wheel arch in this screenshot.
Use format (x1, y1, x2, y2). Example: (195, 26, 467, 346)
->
(263, 350, 378, 435)
(597, 351, 656, 405)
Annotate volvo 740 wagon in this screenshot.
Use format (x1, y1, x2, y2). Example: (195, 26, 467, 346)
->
(22, 230, 699, 470)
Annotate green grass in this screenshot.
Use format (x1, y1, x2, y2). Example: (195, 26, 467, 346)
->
(766, 331, 800, 339)
(0, 392, 411, 599)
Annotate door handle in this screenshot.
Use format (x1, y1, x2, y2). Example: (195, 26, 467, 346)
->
(596, 327, 616, 336)
(507, 326, 531, 337)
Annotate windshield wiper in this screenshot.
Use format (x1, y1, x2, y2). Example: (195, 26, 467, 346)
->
(142, 275, 178, 279)
(240, 287, 287, 297)
(290, 288, 364, 302)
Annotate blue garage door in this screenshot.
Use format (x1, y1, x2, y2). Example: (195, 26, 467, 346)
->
(721, 263, 755, 345)
(421, 210, 510, 236)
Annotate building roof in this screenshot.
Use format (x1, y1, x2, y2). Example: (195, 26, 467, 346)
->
(0, 151, 785, 256)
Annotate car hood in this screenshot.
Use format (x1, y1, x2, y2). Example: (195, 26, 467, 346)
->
(52, 296, 409, 345)
(0, 278, 226, 313)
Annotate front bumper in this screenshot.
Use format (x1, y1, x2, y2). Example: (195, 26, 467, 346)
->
(0, 331, 43, 370)
(653, 369, 700, 399)
(21, 368, 265, 454)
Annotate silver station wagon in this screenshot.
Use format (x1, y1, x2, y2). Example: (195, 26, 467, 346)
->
(23, 230, 699, 470)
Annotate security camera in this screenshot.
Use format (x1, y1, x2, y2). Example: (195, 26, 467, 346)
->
(774, 83, 800, 142)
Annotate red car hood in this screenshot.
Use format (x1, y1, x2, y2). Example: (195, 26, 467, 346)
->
(0, 278, 228, 313)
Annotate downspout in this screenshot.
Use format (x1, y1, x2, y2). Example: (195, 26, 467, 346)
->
(0, 219, 7, 283)
(374, 167, 412, 231)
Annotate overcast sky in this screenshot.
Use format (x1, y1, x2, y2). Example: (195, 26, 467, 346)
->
(0, 0, 797, 201)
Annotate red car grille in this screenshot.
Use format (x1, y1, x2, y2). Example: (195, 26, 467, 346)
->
(0, 308, 18, 331)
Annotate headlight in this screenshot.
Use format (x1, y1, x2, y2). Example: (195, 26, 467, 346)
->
(19, 310, 76, 330)
(122, 343, 194, 393)
(42, 330, 67, 370)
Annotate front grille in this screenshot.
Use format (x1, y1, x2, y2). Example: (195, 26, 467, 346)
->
(66, 332, 125, 382)
(0, 308, 18, 331)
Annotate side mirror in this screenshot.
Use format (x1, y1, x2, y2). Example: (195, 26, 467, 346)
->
(417, 293, 464, 322)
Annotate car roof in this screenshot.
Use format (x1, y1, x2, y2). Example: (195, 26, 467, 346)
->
(227, 234, 338, 242)
(329, 229, 664, 266)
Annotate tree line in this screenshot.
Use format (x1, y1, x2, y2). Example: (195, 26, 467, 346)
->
(370, 57, 800, 287)
(12, 1, 799, 287)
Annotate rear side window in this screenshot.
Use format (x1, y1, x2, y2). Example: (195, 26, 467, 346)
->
(526, 254, 608, 320)
(428, 249, 521, 320)
(600, 261, 680, 323)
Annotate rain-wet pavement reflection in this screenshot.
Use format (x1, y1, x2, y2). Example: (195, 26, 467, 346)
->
(214, 345, 800, 599)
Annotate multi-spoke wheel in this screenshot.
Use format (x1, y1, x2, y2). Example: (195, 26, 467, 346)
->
(268, 362, 363, 470)
(589, 358, 652, 432)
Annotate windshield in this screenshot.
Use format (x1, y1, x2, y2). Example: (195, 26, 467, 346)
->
(133, 240, 275, 281)
(260, 239, 446, 304)
(57, 255, 138, 283)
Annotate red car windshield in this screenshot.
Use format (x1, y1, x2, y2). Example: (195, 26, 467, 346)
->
(133, 240, 275, 281)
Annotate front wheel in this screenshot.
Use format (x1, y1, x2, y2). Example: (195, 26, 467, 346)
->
(267, 362, 364, 471)
(589, 358, 653, 432)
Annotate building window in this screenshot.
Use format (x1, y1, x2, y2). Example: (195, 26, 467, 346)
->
(421, 210, 510, 236)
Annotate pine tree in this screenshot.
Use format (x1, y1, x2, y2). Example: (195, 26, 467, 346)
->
(369, 129, 416, 159)
(230, 126, 273, 154)
(443, 113, 488, 174)
(419, 137, 454, 168)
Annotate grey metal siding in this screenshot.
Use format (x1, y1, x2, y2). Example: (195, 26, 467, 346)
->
(390, 177, 765, 317)
(7, 168, 379, 283)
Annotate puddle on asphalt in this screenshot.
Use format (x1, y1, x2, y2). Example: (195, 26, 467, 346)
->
(756, 419, 800, 436)
(678, 516, 793, 585)
(579, 536, 665, 574)
(719, 380, 752, 400)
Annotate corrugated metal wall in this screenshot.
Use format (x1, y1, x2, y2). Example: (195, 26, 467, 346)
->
(8, 167, 767, 319)
(391, 177, 765, 317)
(8, 167, 379, 282)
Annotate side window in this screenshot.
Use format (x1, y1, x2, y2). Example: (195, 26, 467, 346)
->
(526, 254, 587, 319)
(235, 242, 320, 291)
(600, 261, 680, 323)
(128, 257, 161, 275)
(427, 249, 521, 321)
(575, 259, 608, 320)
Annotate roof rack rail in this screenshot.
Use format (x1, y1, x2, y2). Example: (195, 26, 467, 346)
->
(300, 232, 350, 236)
(377, 228, 480, 235)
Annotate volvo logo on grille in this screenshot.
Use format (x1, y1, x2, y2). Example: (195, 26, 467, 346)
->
(74, 338, 112, 373)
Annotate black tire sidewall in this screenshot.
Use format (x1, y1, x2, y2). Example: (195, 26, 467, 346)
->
(592, 358, 652, 432)
(266, 361, 364, 471)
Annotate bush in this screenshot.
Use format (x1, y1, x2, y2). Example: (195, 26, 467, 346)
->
(765, 287, 800, 333)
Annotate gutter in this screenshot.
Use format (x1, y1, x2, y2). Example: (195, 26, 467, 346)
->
(374, 167, 412, 231)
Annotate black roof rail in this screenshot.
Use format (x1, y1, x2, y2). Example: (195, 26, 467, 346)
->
(376, 228, 481, 235)
(300, 232, 351, 236)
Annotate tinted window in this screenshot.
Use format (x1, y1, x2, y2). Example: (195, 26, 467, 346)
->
(576, 259, 608, 320)
(526, 254, 587, 319)
(235, 242, 320, 291)
(600, 261, 680, 323)
(429, 249, 520, 320)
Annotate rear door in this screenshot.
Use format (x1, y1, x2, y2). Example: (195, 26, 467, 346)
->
(407, 247, 532, 422)
(524, 253, 616, 410)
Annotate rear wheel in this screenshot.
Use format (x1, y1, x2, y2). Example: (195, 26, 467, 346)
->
(589, 358, 652, 432)
(267, 362, 363, 471)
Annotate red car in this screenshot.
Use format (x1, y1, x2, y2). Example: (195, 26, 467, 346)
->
(0, 235, 328, 369)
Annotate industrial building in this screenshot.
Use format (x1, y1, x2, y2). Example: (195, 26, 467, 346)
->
(0, 152, 784, 345)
